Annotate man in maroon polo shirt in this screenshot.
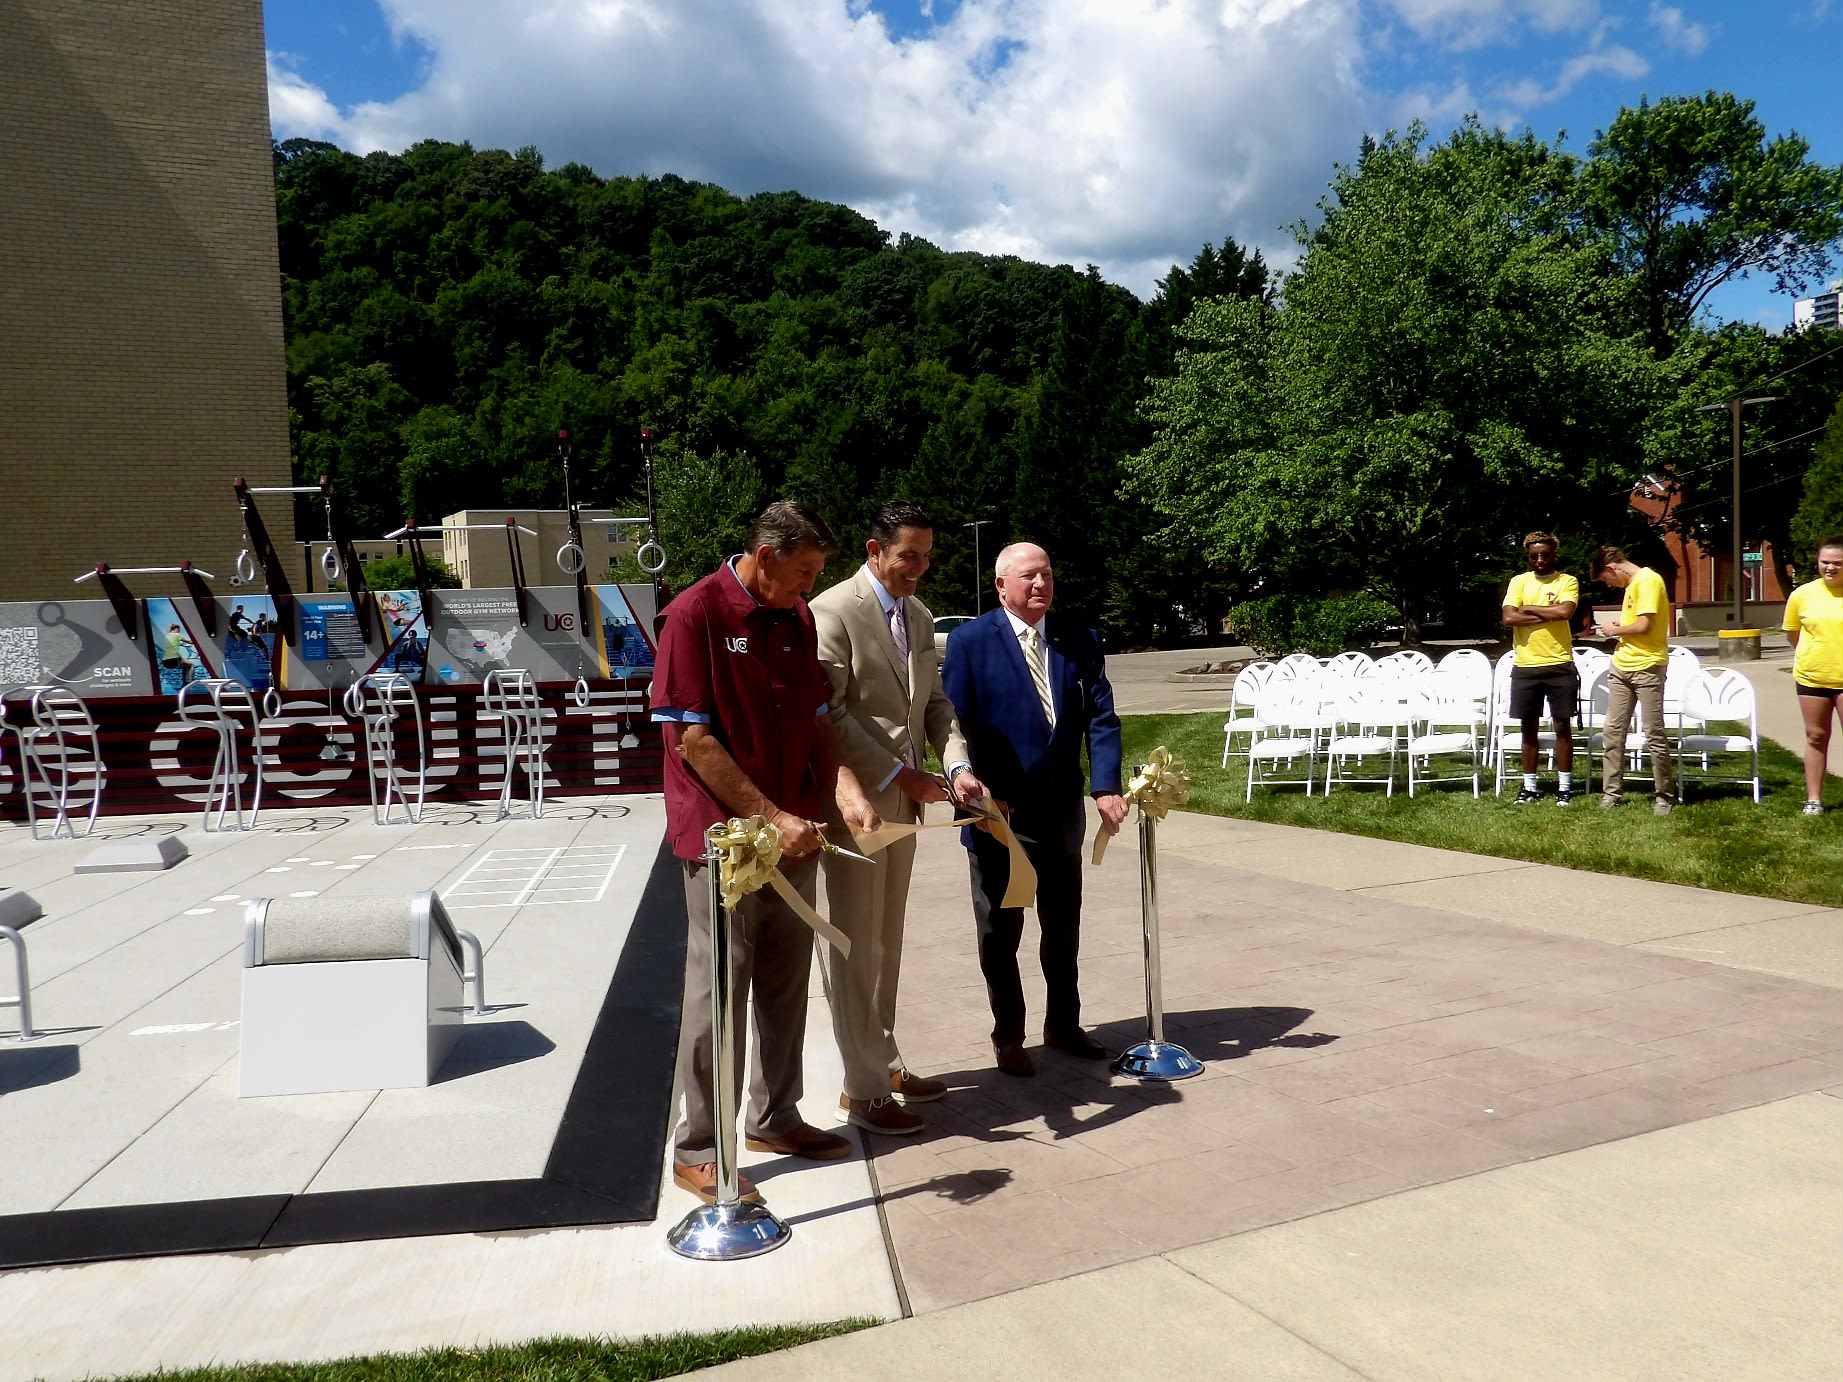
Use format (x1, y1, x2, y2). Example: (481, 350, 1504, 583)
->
(652, 500, 880, 1204)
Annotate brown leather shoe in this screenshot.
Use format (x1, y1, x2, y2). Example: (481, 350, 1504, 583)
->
(891, 1068, 948, 1103)
(744, 1121, 854, 1160)
(842, 1094, 924, 1135)
(993, 1041, 1035, 1077)
(1045, 1028, 1108, 1060)
(672, 1161, 761, 1204)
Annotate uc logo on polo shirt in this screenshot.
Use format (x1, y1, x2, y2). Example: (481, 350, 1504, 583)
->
(725, 636, 749, 653)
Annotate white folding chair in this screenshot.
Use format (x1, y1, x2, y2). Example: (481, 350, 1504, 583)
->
(1323, 685, 1406, 795)
(1377, 649, 1434, 681)
(1663, 645, 1703, 734)
(1677, 669, 1761, 802)
(1221, 661, 1275, 766)
(1406, 690, 1484, 797)
(1246, 687, 1320, 799)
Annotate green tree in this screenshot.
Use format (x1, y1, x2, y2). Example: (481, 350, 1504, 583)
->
(356, 553, 462, 590)
(1127, 123, 1670, 638)
(1582, 92, 1843, 356)
(1790, 392, 1843, 574)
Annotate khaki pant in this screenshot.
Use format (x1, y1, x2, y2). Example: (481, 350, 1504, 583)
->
(1602, 664, 1676, 804)
(672, 855, 818, 1166)
(820, 777, 917, 1101)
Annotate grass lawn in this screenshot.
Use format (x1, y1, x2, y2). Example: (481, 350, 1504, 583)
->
(1121, 713, 1843, 907)
(104, 1323, 875, 1382)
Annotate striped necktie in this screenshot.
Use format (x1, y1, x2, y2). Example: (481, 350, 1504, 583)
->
(1022, 625, 1055, 728)
(889, 600, 909, 689)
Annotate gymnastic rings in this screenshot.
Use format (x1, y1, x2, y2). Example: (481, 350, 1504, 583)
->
(636, 540, 667, 575)
(261, 686, 283, 720)
(320, 547, 343, 583)
(572, 676, 591, 709)
(556, 542, 586, 576)
(234, 548, 258, 586)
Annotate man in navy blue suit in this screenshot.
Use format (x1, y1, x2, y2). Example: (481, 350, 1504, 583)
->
(941, 542, 1127, 1076)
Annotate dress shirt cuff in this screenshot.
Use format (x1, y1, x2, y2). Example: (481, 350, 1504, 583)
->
(876, 762, 903, 791)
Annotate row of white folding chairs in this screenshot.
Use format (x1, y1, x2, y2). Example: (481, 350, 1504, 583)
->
(1482, 645, 1705, 766)
(1246, 686, 1488, 800)
(1223, 650, 1493, 766)
(1490, 662, 1759, 801)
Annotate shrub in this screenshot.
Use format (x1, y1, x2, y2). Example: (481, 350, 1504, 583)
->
(1229, 592, 1396, 657)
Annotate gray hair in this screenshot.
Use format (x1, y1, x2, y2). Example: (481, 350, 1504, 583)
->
(993, 541, 1049, 579)
(744, 500, 837, 558)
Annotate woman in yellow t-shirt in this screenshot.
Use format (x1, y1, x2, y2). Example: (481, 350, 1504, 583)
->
(1782, 537, 1843, 814)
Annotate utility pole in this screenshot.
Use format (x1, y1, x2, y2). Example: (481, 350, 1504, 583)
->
(1699, 396, 1777, 629)
(963, 518, 993, 614)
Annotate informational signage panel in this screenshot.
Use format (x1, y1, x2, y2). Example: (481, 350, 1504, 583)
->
(0, 599, 152, 696)
(425, 585, 657, 687)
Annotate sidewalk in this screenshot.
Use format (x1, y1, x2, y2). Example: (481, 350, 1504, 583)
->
(702, 809, 1843, 1382)
(5, 799, 1840, 1380)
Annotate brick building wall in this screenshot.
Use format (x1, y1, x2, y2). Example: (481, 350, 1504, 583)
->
(0, 1, 292, 602)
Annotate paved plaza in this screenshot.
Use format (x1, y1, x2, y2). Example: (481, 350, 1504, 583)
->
(3, 649, 1842, 1381)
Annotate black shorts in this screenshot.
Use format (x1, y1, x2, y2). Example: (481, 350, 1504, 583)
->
(1509, 664, 1578, 723)
(1796, 682, 1843, 700)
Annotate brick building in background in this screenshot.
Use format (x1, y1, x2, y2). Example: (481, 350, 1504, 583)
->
(0, 1, 293, 602)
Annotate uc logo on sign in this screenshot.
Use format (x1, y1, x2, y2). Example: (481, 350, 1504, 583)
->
(544, 613, 576, 631)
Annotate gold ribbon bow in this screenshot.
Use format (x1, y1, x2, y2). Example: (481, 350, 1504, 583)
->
(1092, 746, 1191, 864)
(710, 816, 852, 957)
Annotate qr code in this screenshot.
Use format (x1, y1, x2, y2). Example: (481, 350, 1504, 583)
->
(0, 625, 41, 686)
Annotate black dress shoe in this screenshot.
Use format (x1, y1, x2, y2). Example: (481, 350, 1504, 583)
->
(993, 1041, 1035, 1077)
(1044, 1028, 1108, 1060)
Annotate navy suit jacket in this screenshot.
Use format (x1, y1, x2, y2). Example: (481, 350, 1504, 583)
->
(940, 608, 1122, 840)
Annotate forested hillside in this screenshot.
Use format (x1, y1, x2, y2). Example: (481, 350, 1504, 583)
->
(275, 137, 1263, 641)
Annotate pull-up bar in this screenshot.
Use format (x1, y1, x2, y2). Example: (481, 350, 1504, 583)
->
(74, 563, 217, 582)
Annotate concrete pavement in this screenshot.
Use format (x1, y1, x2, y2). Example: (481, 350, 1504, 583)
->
(698, 800, 1843, 1382)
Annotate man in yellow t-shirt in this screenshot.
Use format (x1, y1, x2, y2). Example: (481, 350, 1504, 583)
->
(1589, 546, 1675, 814)
(1501, 532, 1579, 804)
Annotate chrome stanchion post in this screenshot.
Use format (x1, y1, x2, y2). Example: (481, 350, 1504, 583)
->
(1111, 773, 1203, 1083)
(667, 827, 793, 1260)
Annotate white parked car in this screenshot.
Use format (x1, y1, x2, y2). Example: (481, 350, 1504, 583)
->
(932, 614, 975, 664)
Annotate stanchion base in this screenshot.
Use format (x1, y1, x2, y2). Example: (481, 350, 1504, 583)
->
(666, 1199, 792, 1261)
(1112, 1039, 1204, 1082)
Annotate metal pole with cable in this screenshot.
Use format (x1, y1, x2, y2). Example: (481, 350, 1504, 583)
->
(1699, 396, 1777, 627)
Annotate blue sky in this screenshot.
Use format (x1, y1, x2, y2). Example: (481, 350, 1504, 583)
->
(264, 1, 1841, 326)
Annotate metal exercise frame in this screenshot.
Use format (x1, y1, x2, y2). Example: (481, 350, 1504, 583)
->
(345, 673, 428, 825)
(175, 678, 267, 832)
(2, 686, 106, 840)
(481, 668, 546, 820)
(236, 476, 372, 642)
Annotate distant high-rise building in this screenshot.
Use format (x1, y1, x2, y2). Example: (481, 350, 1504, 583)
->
(1794, 281, 1843, 332)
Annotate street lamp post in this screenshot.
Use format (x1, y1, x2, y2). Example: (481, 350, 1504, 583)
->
(963, 519, 992, 614)
(1699, 396, 1777, 629)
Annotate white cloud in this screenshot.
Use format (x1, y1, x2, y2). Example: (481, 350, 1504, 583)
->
(266, 53, 345, 141)
(1377, 0, 1599, 49)
(1494, 35, 1646, 108)
(1647, 1, 1710, 53)
(267, 0, 1374, 296)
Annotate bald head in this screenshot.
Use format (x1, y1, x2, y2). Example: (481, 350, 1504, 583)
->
(994, 542, 1054, 623)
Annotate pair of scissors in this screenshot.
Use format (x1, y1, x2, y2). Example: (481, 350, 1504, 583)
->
(804, 821, 876, 865)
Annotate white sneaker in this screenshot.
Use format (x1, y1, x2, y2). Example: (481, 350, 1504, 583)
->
(1803, 800, 1825, 817)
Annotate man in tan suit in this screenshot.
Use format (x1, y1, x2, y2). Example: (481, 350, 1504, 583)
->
(812, 501, 986, 1135)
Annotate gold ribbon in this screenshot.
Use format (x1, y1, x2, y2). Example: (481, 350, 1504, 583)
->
(1093, 746, 1191, 864)
(854, 802, 1038, 910)
(710, 816, 852, 958)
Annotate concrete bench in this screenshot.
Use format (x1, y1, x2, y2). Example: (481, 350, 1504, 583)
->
(238, 892, 484, 1097)
(0, 887, 43, 1041)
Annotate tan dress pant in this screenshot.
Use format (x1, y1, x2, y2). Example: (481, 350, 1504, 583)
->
(1601, 664, 1676, 804)
(672, 854, 819, 1166)
(821, 777, 918, 1101)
